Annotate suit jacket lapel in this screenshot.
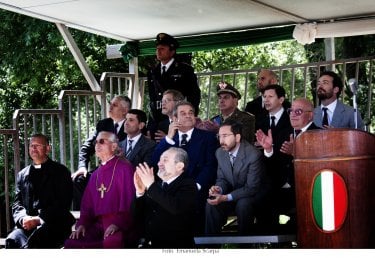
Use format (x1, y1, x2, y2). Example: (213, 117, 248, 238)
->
(231, 143, 245, 184)
(128, 135, 144, 160)
(331, 101, 344, 127)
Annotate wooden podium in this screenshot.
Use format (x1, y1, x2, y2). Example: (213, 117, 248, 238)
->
(294, 129, 375, 248)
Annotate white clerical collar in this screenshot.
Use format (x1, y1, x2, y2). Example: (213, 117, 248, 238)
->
(101, 155, 115, 166)
(33, 164, 42, 169)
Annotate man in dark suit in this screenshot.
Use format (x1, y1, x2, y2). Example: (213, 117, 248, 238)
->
(313, 70, 364, 129)
(151, 100, 218, 235)
(152, 89, 185, 143)
(133, 147, 198, 248)
(119, 109, 156, 167)
(256, 94, 320, 231)
(147, 33, 201, 138)
(255, 84, 294, 229)
(6, 134, 75, 248)
(205, 120, 270, 235)
(280, 98, 321, 156)
(245, 69, 291, 130)
(71, 95, 131, 210)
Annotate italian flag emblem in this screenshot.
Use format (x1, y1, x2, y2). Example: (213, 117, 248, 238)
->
(312, 170, 348, 232)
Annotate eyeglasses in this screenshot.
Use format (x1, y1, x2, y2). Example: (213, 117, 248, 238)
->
(161, 98, 175, 104)
(287, 108, 312, 116)
(29, 143, 46, 149)
(216, 133, 234, 140)
(94, 138, 113, 145)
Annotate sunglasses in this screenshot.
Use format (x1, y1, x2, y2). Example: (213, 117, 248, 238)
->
(287, 108, 312, 116)
(94, 138, 113, 145)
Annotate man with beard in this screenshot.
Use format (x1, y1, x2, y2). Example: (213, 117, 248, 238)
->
(151, 100, 218, 235)
(205, 120, 270, 235)
(245, 69, 290, 130)
(133, 147, 197, 248)
(313, 71, 364, 129)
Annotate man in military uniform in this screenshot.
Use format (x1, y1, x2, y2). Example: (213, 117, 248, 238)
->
(147, 33, 201, 139)
(211, 82, 255, 144)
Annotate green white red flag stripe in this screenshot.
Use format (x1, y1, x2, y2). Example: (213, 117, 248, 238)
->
(312, 170, 347, 232)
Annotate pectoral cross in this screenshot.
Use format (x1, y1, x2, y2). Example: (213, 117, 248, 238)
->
(98, 183, 107, 199)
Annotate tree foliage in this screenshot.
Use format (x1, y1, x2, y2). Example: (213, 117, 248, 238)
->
(0, 10, 127, 128)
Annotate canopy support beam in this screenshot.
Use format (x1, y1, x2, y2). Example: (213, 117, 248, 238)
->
(56, 23, 101, 93)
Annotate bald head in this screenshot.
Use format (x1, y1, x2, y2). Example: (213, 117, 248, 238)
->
(289, 98, 314, 130)
(257, 69, 278, 92)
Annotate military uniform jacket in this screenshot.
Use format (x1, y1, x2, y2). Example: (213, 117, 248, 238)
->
(147, 60, 201, 124)
(211, 108, 255, 143)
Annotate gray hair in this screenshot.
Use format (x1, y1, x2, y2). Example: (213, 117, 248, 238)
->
(169, 147, 189, 169)
(172, 100, 195, 117)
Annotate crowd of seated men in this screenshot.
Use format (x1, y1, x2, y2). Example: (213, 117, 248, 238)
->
(4, 31, 364, 249)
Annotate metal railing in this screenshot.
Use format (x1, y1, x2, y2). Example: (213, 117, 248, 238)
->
(0, 129, 19, 238)
(195, 56, 374, 125)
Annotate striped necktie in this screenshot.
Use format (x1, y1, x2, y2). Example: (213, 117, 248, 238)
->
(180, 134, 188, 147)
(126, 139, 133, 157)
(229, 153, 236, 167)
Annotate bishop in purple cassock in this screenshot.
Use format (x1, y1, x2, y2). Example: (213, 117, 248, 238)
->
(65, 131, 137, 248)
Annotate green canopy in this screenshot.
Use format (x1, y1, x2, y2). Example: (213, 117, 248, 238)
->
(120, 25, 295, 61)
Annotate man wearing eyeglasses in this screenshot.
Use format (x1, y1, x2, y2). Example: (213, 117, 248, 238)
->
(205, 120, 270, 235)
(280, 98, 321, 155)
(72, 95, 131, 210)
(6, 134, 75, 248)
(65, 131, 137, 248)
(148, 89, 185, 142)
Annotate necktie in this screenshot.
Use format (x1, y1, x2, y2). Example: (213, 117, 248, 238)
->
(270, 116, 276, 130)
(180, 134, 188, 147)
(126, 139, 133, 157)
(295, 129, 302, 138)
(322, 107, 329, 126)
(229, 153, 236, 167)
(114, 123, 119, 134)
(162, 65, 166, 74)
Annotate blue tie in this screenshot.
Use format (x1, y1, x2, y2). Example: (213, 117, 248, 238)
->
(180, 134, 188, 146)
(322, 107, 329, 126)
(126, 139, 133, 157)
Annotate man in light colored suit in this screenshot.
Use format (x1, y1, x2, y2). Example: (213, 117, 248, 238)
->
(313, 70, 364, 129)
(119, 109, 156, 168)
(205, 120, 270, 235)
